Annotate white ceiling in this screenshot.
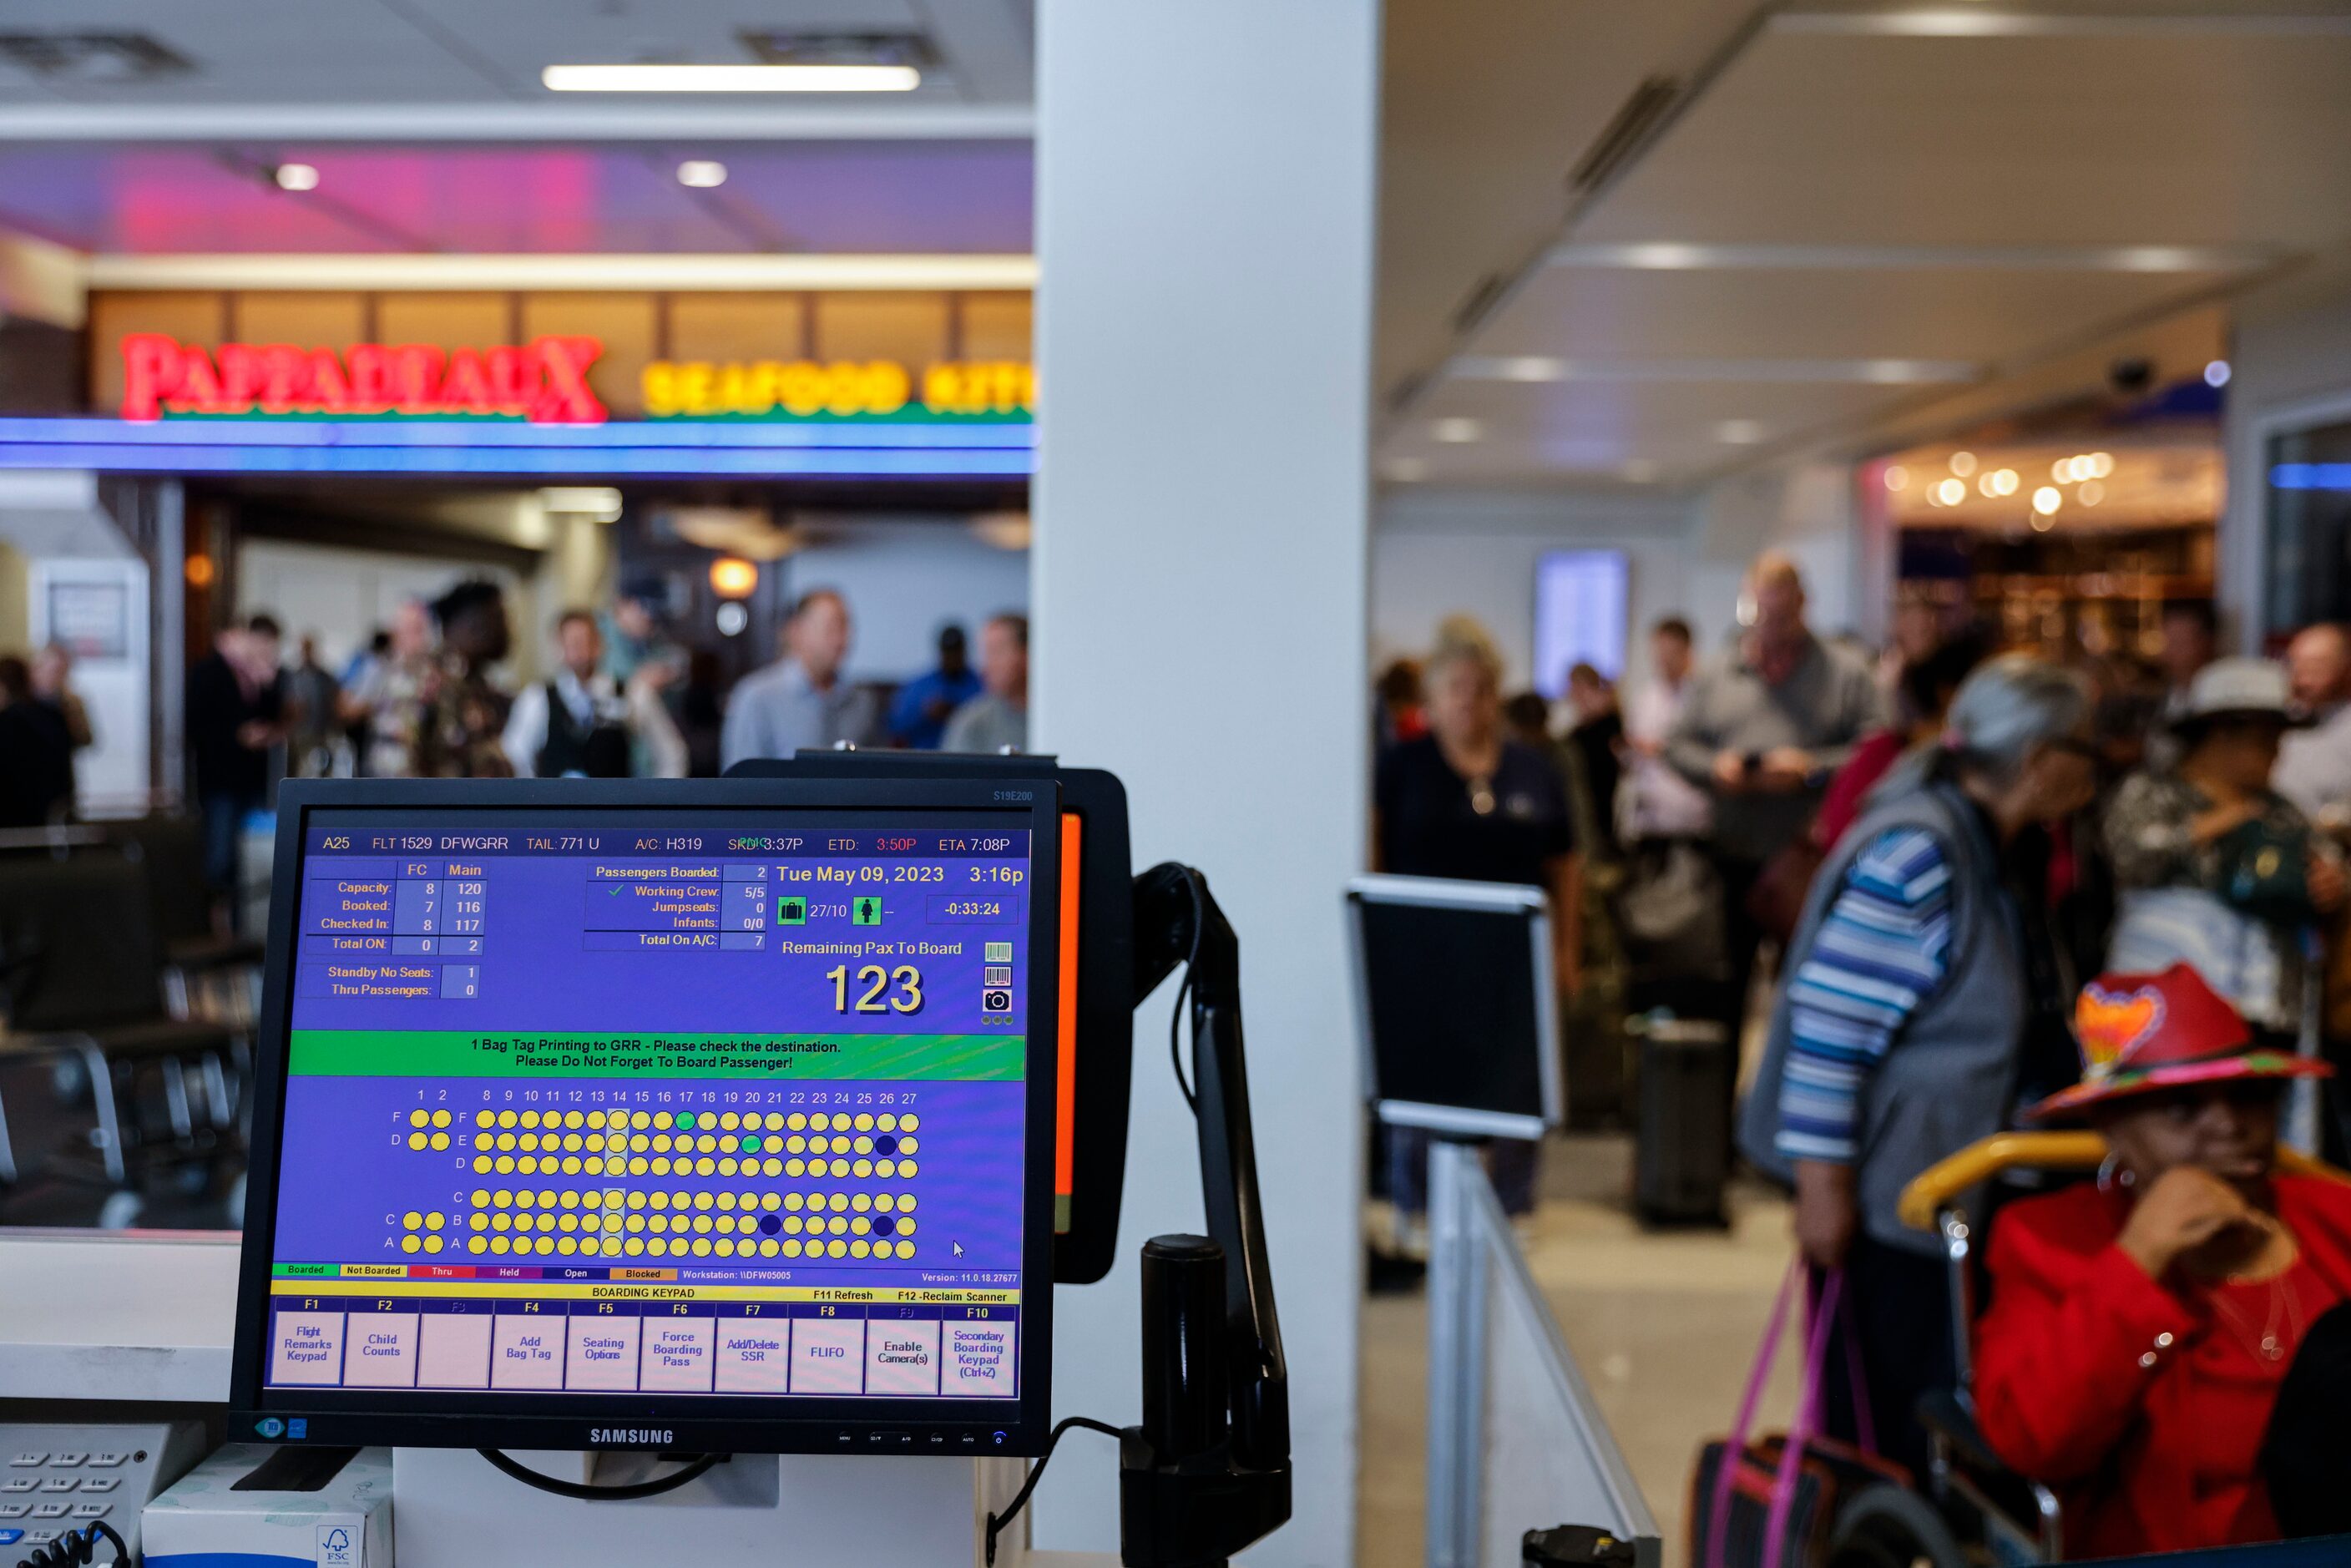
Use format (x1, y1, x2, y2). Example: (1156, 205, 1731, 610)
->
(0, 0, 1031, 135)
(1377, 0, 2351, 490)
(0, 1, 1032, 253)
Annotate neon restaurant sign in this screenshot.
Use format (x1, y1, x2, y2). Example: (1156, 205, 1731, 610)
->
(119, 334, 609, 423)
(640, 358, 1034, 420)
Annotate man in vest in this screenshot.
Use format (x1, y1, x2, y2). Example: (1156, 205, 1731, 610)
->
(503, 609, 686, 779)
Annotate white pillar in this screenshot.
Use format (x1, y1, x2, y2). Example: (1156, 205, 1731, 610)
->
(1029, 3, 1378, 1560)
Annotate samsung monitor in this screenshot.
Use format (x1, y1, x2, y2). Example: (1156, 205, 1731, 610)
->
(1347, 874, 1564, 1140)
(228, 776, 1059, 1458)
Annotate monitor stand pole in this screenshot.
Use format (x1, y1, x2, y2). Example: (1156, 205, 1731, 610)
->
(1423, 1136, 1489, 1568)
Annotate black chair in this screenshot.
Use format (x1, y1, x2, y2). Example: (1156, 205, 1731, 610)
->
(0, 855, 247, 1223)
(105, 812, 265, 1029)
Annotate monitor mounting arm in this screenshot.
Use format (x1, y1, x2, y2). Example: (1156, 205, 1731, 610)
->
(1119, 862, 1291, 1566)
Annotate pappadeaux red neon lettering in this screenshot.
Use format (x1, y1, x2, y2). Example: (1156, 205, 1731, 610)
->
(119, 335, 608, 423)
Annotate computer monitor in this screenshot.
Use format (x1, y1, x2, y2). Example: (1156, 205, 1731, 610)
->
(1347, 874, 1564, 1140)
(228, 776, 1060, 1458)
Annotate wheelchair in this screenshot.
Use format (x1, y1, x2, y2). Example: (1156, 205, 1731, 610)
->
(1823, 1131, 2343, 1568)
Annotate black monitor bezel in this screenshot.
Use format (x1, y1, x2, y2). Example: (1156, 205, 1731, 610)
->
(229, 776, 1060, 1458)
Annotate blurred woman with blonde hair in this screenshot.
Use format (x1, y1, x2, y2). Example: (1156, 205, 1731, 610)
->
(1373, 616, 1582, 1223)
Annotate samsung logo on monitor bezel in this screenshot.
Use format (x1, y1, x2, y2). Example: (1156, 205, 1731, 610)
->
(589, 1428, 673, 1445)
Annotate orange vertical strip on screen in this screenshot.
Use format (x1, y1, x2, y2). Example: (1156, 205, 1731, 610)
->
(1056, 812, 1083, 1227)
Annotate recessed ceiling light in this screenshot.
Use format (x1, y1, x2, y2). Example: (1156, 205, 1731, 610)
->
(2032, 485, 2062, 516)
(676, 159, 728, 189)
(1883, 464, 1909, 491)
(542, 63, 919, 92)
(273, 163, 320, 192)
(1432, 417, 1484, 444)
(2086, 451, 2114, 478)
(1949, 450, 1978, 477)
(1934, 478, 1966, 506)
(2079, 481, 2105, 505)
(1716, 419, 1764, 445)
(2205, 359, 2232, 388)
(1991, 468, 2019, 496)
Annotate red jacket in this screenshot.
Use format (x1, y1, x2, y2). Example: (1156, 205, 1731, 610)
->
(1974, 1175, 2351, 1558)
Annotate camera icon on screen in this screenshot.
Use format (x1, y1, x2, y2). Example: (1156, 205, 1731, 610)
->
(981, 989, 1013, 1014)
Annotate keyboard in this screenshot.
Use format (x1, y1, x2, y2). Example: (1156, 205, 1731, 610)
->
(0, 1424, 205, 1560)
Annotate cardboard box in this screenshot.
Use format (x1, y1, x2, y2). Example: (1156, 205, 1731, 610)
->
(143, 1445, 392, 1568)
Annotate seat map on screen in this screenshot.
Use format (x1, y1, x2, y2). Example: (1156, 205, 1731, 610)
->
(262, 812, 1030, 1405)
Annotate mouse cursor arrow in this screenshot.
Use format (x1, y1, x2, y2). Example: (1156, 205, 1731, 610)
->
(953, 1242, 965, 1257)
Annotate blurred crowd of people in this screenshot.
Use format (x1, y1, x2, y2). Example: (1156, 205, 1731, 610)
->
(2, 576, 1029, 933)
(1377, 551, 2351, 1555)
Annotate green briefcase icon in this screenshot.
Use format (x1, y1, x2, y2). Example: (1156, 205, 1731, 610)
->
(853, 897, 883, 926)
(777, 896, 808, 925)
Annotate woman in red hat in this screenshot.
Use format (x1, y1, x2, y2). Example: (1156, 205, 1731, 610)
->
(1974, 962, 2351, 1556)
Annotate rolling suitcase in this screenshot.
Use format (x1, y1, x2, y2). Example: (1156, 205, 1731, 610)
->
(1634, 1014, 1730, 1226)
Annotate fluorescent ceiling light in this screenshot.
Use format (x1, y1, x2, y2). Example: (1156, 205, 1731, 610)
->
(1432, 417, 1484, 444)
(1773, 10, 2351, 38)
(273, 162, 319, 191)
(676, 159, 728, 188)
(542, 63, 919, 93)
(1546, 241, 2269, 275)
(1449, 356, 1977, 385)
(1716, 420, 1766, 445)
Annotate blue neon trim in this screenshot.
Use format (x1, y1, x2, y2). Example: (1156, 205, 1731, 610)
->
(2273, 463, 2351, 492)
(0, 416, 1034, 478)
